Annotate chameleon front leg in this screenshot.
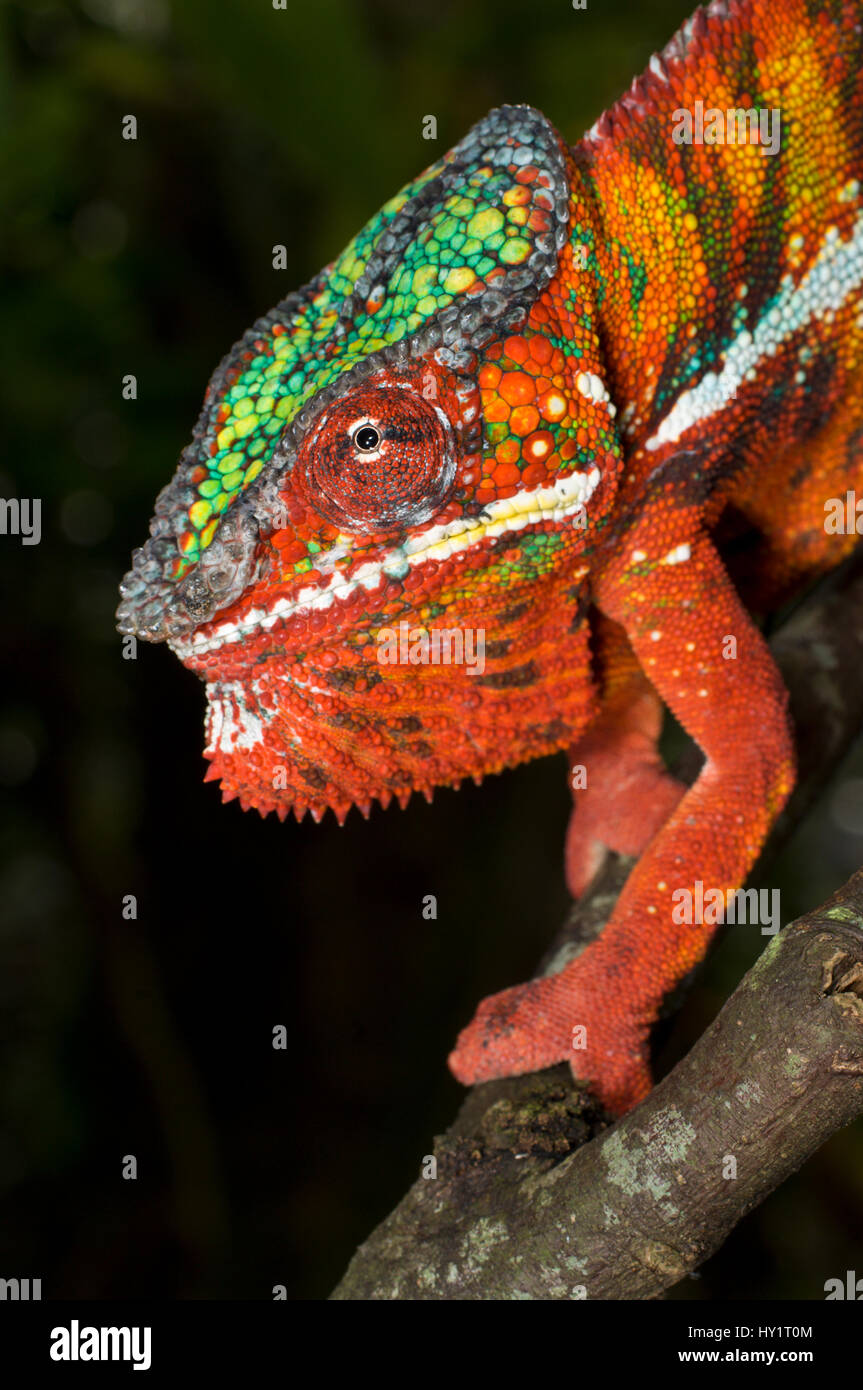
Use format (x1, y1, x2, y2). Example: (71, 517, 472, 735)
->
(450, 523, 795, 1115)
(565, 614, 685, 898)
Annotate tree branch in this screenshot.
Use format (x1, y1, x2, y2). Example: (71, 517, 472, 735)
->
(332, 550, 863, 1300)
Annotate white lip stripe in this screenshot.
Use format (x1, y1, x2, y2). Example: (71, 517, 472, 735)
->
(645, 211, 863, 453)
(173, 465, 602, 659)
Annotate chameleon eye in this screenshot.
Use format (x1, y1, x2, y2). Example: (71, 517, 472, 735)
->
(352, 423, 381, 453)
(296, 384, 456, 533)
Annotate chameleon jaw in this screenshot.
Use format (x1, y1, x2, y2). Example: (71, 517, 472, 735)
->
(197, 547, 600, 826)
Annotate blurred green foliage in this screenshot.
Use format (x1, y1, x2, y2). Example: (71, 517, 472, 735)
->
(1, 0, 861, 1300)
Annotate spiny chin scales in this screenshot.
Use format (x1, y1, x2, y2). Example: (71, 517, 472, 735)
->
(202, 742, 444, 825)
(195, 577, 597, 826)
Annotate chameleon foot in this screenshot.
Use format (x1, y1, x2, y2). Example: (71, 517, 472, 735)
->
(448, 967, 653, 1116)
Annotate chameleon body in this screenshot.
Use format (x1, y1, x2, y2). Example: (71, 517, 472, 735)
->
(118, 0, 863, 1114)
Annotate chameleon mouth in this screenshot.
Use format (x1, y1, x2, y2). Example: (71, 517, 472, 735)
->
(172, 464, 603, 663)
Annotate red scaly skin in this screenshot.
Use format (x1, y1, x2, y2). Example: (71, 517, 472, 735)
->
(119, 0, 863, 1115)
(449, 0, 863, 1112)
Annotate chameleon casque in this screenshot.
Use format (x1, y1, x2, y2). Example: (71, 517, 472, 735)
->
(118, 0, 863, 1115)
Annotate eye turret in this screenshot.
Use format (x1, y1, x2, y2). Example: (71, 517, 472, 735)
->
(296, 382, 456, 533)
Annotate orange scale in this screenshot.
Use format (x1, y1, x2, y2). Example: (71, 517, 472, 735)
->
(493, 460, 521, 486)
(526, 209, 551, 233)
(511, 404, 540, 436)
(495, 439, 521, 467)
(274, 535, 305, 561)
(497, 483, 519, 499)
(528, 335, 553, 366)
(483, 394, 511, 423)
(522, 460, 548, 487)
(503, 335, 529, 364)
(523, 430, 554, 464)
(538, 387, 567, 423)
(515, 165, 539, 185)
(550, 349, 566, 373)
(499, 371, 537, 406)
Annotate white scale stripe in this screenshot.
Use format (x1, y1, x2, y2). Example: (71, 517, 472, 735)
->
(645, 211, 863, 453)
(176, 465, 603, 658)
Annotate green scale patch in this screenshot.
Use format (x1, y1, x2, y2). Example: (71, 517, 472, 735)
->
(173, 112, 566, 578)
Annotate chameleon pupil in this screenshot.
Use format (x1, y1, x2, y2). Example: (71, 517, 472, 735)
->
(354, 425, 380, 452)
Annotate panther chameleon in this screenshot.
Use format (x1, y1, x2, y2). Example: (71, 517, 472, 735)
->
(117, 0, 863, 1114)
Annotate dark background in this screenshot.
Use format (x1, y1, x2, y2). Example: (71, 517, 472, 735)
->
(1, 0, 862, 1300)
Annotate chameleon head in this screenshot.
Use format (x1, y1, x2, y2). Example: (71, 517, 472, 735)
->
(117, 105, 621, 822)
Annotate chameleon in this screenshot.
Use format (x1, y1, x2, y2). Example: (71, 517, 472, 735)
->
(117, 0, 863, 1115)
